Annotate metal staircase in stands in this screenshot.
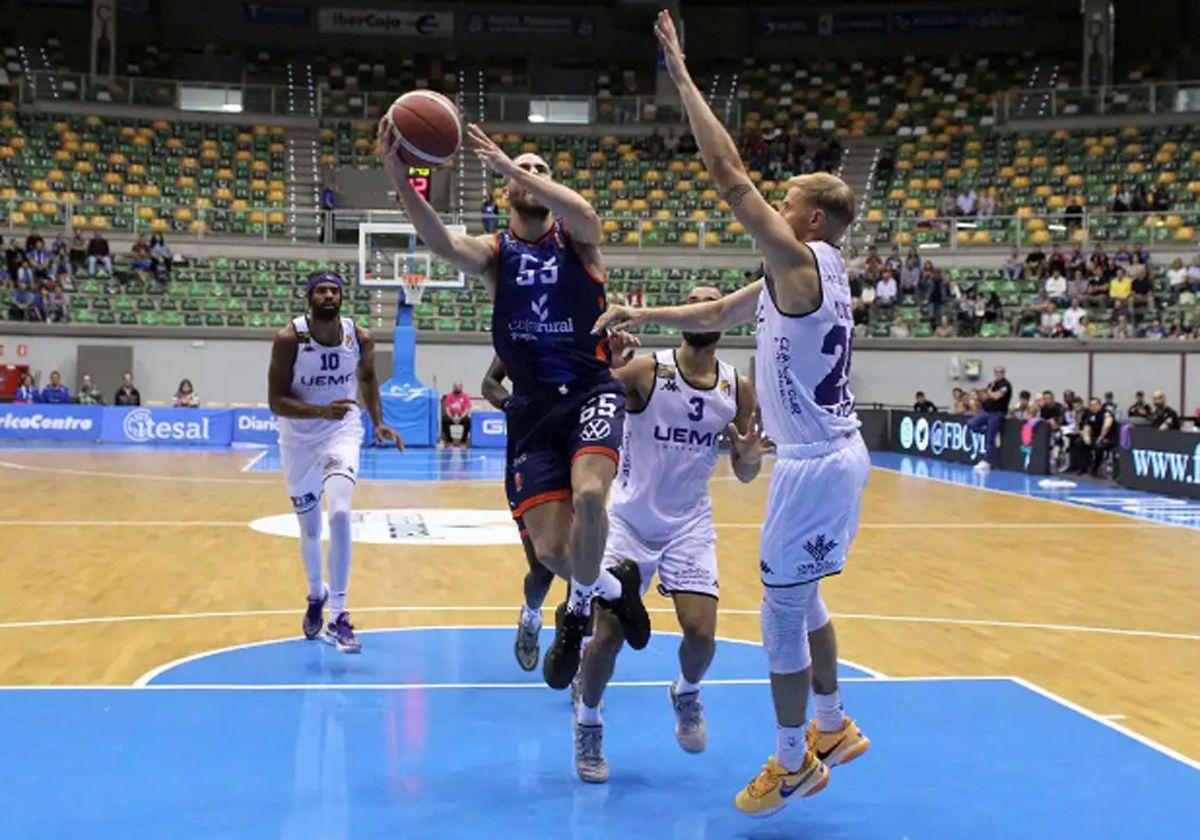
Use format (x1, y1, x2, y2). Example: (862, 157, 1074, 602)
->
(454, 68, 488, 232)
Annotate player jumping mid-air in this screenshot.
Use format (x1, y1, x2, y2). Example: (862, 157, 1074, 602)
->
(382, 121, 650, 689)
(573, 285, 764, 783)
(594, 11, 871, 816)
(268, 271, 403, 653)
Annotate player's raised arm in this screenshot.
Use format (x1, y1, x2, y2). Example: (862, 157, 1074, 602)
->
(726, 375, 764, 483)
(356, 326, 404, 450)
(268, 328, 355, 421)
(481, 355, 512, 411)
(379, 121, 495, 283)
(593, 279, 763, 335)
(611, 354, 656, 412)
(654, 10, 807, 273)
(467, 124, 602, 245)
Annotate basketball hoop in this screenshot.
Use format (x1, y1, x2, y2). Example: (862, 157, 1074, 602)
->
(401, 273, 427, 306)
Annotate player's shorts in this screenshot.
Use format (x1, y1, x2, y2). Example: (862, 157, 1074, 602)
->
(505, 375, 625, 521)
(279, 434, 361, 514)
(603, 510, 719, 599)
(760, 432, 870, 588)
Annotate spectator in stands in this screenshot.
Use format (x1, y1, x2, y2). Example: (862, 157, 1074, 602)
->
(977, 188, 996, 218)
(1130, 271, 1155, 317)
(172, 379, 199, 408)
(114, 372, 141, 406)
(150, 233, 172, 286)
(966, 365, 1012, 472)
(1112, 185, 1132, 213)
(1128, 391, 1151, 421)
(87, 231, 112, 275)
(43, 283, 68, 323)
(1046, 247, 1067, 278)
(1025, 244, 1047, 277)
(1011, 390, 1034, 420)
(51, 234, 70, 273)
(875, 270, 898, 313)
(1166, 257, 1189, 302)
(1069, 397, 1116, 476)
(1085, 263, 1110, 306)
(951, 387, 969, 415)
(900, 253, 921, 301)
(938, 192, 957, 218)
(77, 374, 104, 405)
(1062, 299, 1087, 338)
(913, 391, 937, 413)
(39, 371, 70, 404)
(14, 373, 37, 404)
(934, 314, 956, 338)
(1108, 267, 1133, 310)
(1003, 247, 1024, 281)
(1038, 302, 1063, 338)
(481, 197, 499, 234)
(864, 246, 882, 274)
(1045, 269, 1068, 308)
(441, 381, 472, 447)
(1149, 390, 1181, 430)
(69, 230, 87, 272)
(16, 257, 36, 290)
(889, 315, 911, 338)
(884, 246, 903, 275)
(24, 229, 44, 254)
(1066, 269, 1088, 304)
(1142, 318, 1168, 340)
(5, 238, 23, 278)
(1112, 312, 1134, 339)
(1038, 390, 1063, 428)
(1102, 392, 1118, 416)
(1113, 243, 1132, 267)
(955, 188, 978, 217)
(8, 284, 42, 322)
(1090, 243, 1111, 274)
(1064, 198, 1084, 231)
(130, 236, 152, 282)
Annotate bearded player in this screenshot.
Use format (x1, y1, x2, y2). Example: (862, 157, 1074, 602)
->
(594, 11, 871, 816)
(573, 285, 764, 783)
(382, 122, 650, 689)
(268, 272, 403, 653)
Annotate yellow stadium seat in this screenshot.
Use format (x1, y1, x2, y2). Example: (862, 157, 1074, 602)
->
(602, 219, 619, 233)
(867, 208, 883, 221)
(903, 198, 921, 211)
(639, 220, 655, 233)
(174, 208, 194, 221)
(728, 221, 745, 236)
(1158, 172, 1176, 184)
(1015, 206, 1034, 218)
(1126, 162, 1145, 174)
(613, 199, 631, 212)
(1034, 185, 1053, 197)
(972, 230, 991, 244)
(682, 231, 699, 245)
(137, 206, 155, 220)
(1165, 215, 1182, 229)
(675, 181, 693, 193)
(623, 231, 640, 245)
(103, 172, 122, 185)
(1174, 227, 1194, 242)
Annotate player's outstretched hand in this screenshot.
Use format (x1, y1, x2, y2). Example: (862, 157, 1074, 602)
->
(653, 9, 690, 87)
(323, 398, 358, 421)
(607, 330, 641, 368)
(377, 117, 411, 191)
(726, 421, 765, 463)
(592, 304, 646, 335)
(466, 124, 520, 179)
(375, 424, 405, 451)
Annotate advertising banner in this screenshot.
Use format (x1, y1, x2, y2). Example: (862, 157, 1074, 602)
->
(890, 411, 1050, 474)
(233, 407, 280, 445)
(318, 8, 452, 38)
(472, 411, 507, 449)
(0, 404, 103, 441)
(1117, 427, 1200, 500)
(100, 407, 234, 446)
(243, 2, 311, 27)
(466, 13, 593, 36)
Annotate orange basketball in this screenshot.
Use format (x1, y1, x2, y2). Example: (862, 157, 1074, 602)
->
(384, 90, 462, 167)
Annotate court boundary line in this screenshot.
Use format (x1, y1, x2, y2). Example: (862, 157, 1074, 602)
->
(130, 625, 888, 686)
(872, 456, 1200, 531)
(4, 604, 1196, 642)
(240, 450, 268, 472)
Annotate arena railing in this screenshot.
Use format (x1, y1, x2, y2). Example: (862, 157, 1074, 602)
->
(850, 210, 1200, 251)
(18, 71, 739, 126)
(996, 80, 1200, 122)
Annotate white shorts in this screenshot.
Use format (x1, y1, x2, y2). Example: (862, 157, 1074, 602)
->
(760, 433, 870, 588)
(602, 511, 719, 599)
(279, 435, 361, 514)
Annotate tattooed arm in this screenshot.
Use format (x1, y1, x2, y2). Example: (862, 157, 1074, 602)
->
(654, 10, 808, 273)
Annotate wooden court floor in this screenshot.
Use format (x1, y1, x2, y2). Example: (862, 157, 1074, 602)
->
(1, 447, 1197, 760)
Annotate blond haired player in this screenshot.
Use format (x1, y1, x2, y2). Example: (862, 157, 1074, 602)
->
(594, 11, 870, 817)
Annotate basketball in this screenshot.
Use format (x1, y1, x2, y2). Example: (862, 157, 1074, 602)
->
(384, 90, 462, 167)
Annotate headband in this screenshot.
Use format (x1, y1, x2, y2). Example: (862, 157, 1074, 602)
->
(306, 271, 344, 298)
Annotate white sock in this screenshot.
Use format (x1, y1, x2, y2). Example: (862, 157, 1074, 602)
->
(568, 579, 595, 616)
(520, 604, 542, 630)
(674, 674, 701, 695)
(577, 702, 602, 727)
(297, 507, 325, 600)
(324, 475, 355, 616)
(776, 725, 807, 772)
(593, 568, 622, 601)
(814, 689, 846, 733)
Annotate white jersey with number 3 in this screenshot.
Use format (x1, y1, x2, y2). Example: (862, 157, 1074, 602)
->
(754, 240, 860, 448)
(609, 349, 739, 542)
(277, 314, 363, 447)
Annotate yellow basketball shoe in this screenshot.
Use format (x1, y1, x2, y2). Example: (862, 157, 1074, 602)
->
(808, 716, 871, 767)
(733, 752, 829, 818)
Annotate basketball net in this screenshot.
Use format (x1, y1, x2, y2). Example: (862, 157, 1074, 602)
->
(401, 273, 427, 306)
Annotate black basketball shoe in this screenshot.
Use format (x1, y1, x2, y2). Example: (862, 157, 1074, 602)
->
(597, 559, 651, 650)
(542, 601, 589, 690)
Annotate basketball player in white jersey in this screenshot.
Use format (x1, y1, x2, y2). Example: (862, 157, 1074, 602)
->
(594, 11, 871, 816)
(572, 285, 763, 783)
(268, 272, 403, 653)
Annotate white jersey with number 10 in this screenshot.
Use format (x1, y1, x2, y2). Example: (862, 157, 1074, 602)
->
(754, 240, 860, 447)
(276, 314, 363, 447)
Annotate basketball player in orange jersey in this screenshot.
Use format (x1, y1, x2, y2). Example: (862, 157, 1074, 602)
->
(595, 11, 871, 817)
(381, 121, 650, 690)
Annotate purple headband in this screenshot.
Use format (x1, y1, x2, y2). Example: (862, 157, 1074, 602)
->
(306, 271, 344, 298)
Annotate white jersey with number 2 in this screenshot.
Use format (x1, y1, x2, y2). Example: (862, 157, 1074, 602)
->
(277, 314, 363, 447)
(754, 240, 860, 448)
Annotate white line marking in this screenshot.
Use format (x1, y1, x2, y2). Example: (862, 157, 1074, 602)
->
(3, 604, 1195, 642)
(240, 450, 268, 473)
(1010, 677, 1200, 771)
(1100, 714, 1127, 721)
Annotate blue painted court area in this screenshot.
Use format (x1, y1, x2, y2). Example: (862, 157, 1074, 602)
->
(871, 450, 1200, 529)
(247, 446, 507, 482)
(8, 628, 1198, 839)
